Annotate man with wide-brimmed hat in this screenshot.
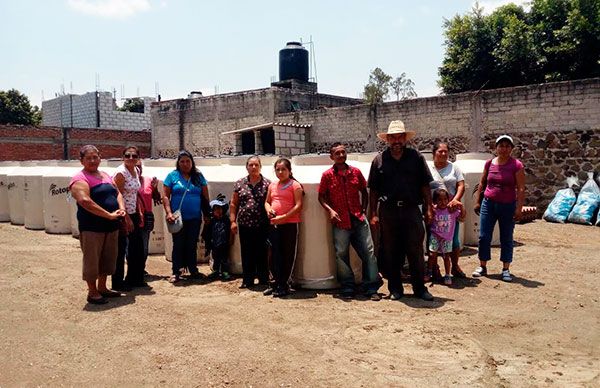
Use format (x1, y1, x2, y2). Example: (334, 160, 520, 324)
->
(367, 120, 434, 301)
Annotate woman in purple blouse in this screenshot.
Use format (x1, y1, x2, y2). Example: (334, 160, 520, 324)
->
(473, 135, 526, 282)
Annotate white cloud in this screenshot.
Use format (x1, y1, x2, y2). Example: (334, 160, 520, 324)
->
(475, 0, 531, 14)
(67, 0, 152, 19)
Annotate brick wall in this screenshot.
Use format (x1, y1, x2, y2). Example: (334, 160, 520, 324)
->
(0, 124, 151, 161)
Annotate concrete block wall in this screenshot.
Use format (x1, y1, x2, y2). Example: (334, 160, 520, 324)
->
(152, 88, 276, 157)
(480, 78, 600, 135)
(276, 104, 376, 153)
(99, 94, 153, 131)
(273, 125, 308, 156)
(151, 87, 360, 157)
(42, 92, 153, 132)
(272, 87, 362, 114)
(42, 93, 97, 128)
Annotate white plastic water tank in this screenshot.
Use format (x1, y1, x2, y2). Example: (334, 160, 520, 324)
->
(7, 163, 37, 225)
(203, 159, 256, 272)
(105, 159, 122, 168)
(141, 164, 172, 255)
(455, 153, 500, 246)
(347, 152, 379, 163)
(43, 167, 81, 234)
(56, 160, 83, 167)
(155, 166, 181, 265)
(23, 166, 55, 230)
(0, 163, 19, 222)
(159, 163, 227, 267)
(290, 154, 364, 289)
(69, 193, 79, 238)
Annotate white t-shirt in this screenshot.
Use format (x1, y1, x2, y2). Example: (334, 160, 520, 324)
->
(429, 162, 464, 199)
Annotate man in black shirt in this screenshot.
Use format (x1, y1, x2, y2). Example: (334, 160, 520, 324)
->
(368, 120, 434, 301)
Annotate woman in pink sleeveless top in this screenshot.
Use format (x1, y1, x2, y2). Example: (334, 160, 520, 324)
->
(473, 135, 526, 282)
(264, 158, 304, 297)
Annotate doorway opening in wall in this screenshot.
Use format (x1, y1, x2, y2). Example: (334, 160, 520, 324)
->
(261, 128, 275, 154)
(241, 132, 255, 154)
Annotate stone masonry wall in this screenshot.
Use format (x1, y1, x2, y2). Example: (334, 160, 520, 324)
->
(42, 92, 153, 132)
(274, 78, 600, 212)
(150, 78, 599, 213)
(492, 130, 599, 215)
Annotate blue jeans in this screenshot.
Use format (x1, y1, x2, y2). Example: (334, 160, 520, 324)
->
(333, 217, 381, 294)
(172, 218, 201, 275)
(478, 198, 516, 263)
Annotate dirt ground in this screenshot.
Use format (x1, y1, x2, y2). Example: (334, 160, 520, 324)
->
(0, 220, 598, 387)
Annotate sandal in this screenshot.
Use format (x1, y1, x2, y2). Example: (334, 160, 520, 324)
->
(87, 295, 108, 305)
(169, 274, 181, 283)
(99, 290, 122, 298)
(452, 269, 467, 279)
(424, 270, 432, 283)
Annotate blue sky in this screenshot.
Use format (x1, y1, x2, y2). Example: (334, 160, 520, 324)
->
(0, 0, 527, 107)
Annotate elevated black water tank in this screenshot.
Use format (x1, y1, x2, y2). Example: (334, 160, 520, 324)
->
(279, 42, 309, 82)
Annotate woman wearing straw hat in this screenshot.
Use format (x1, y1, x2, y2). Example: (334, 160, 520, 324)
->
(367, 120, 434, 301)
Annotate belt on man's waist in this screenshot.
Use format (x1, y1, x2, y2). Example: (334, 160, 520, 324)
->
(381, 200, 419, 207)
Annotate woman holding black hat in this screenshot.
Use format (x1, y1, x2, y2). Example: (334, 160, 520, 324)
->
(473, 135, 526, 282)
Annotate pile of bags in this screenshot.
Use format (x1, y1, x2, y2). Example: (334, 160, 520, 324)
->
(543, 173, 600, 226)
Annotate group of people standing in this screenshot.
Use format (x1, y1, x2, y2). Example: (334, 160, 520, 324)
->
(70, 119, 525, 306)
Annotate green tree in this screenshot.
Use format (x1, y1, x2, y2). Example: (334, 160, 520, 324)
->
(0, 89, 39, 125)
(119, 97, 145, 113)
(390, 73, 417, 101)
(439, 4, 496, 93)
(438, 0, 600, 93)
(530, 0, 600, 81)
(31, 105, 42, 125)
(363, 68, 392, 105)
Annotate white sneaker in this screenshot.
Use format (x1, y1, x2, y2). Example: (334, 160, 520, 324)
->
(501, 269, 513, 282)
(472, 266, 487, 277)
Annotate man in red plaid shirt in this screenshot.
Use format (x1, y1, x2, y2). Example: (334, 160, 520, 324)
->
(318, 142, 382, 300)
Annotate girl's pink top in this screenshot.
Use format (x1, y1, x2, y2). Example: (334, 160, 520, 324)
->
(139, 176, 154, 212)
(269, 180, 302, 223)
(484, 157, 524, 203)
(431, 207, 461, 241)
